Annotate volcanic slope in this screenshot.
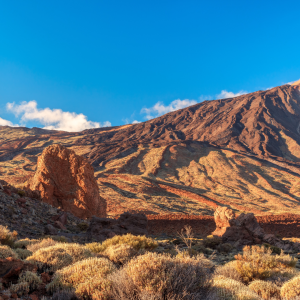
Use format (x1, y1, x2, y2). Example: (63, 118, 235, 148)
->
(1, 83, 300, 217)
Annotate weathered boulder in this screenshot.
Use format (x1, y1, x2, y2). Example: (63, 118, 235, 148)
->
(87, 212, 148, 241)
(27, 144, 106, 219)
(212, 206, 299, 251)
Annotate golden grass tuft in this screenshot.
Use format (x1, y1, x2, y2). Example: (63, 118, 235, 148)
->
(27, 238, 58, 252)
(47, 257, 116, 299)
(102, 244, 139, 264)
(210, 276, 260, 300)
(86, 233, 158, 254)
(26, 243, 94, 271)
(0, 245, 18, 259)
(234, 245, 297, 283)
(9, 282, 29, 296)
(0, 225, 18, 247)
(280, 275, 300, 299)
(248, 279, 280, 299)
(214, 261, 242, 282)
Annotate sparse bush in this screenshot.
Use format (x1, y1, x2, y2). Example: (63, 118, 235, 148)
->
(113, 251, 214, 298)
(209, 276, 260, 300)
(15, 248, 32, 259)
(0, 225, 18, 247)
(26, 243, 94, 271)
(47, 257, 116, 299)
(214, 261, 242, 282)
(280, 275, 300, 299)
(0, 245, 18, 259)
(86, 233, 158, 254)
(17, 190, 26, 197)
(103, 244, 139, 264)
(203, 236, 222, 249)
(27, 238, 58, 252)
(9, 282, 29, 296)
(217, 243, 233, 253)
(14, 238, 39, 249)
(234, 245, 297, 283)
(262, 243, 281, 255)
(248, 279, 280, 299)
(77, 222, 89, 231)
(18, 271, 42, 291)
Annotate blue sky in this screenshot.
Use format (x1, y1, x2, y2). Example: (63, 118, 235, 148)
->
(1, 0, 300, 131)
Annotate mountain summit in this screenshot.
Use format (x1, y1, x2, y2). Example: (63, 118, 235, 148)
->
(1, 83, 300, 217)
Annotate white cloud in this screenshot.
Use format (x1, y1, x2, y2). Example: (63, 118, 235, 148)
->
(0, 117, 15, 127)
(216, 90, 248, 99)
(6, 100, 111, 132)
(132, 120, 140, 124)
(141, 99, 197, 120)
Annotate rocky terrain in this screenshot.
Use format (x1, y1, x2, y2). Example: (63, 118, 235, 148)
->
(1, 83, 300, 217)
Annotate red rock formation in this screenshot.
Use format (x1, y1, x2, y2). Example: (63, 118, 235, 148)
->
(27, 144, 106, 219)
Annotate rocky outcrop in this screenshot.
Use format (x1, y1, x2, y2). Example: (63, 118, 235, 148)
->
(87, 212, 148, 241)
(27, 144, 106, 219)
(212, 206, 300, 251)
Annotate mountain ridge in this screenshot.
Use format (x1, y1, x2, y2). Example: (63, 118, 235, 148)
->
(1, 83, 300, 217)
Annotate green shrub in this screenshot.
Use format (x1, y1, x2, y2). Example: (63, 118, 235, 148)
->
(15, 248, 32, 259)
(26, 243, 94, 271)
(14, 238, 39, 249)
(86, 233, 158, 254)
(0, 245, 18, 259)
(18, 271, 42, 291)
(262, 243, 281, 255)
(0, 225, 18, 247)
(217, 243, 233, 253)
(9, 282, 29, 296)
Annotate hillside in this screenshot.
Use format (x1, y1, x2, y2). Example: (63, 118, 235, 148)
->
(1, 83, 300, 217)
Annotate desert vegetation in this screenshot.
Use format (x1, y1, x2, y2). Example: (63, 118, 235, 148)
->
(1, 225, 300, 299)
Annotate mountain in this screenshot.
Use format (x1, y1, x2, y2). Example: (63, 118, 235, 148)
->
(1, 83, 300, 217)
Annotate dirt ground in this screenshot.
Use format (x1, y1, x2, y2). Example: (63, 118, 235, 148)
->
(147, 213, 300, 238)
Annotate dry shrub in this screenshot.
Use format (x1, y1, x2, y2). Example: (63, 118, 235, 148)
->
(47, 257, 116, 299)
(0, 225, 18, 247)
(214, 261, 242, 282)
(86, 234, 158, 254)
(203, 236, 222, 249)
(26, 243, 94, 272)
(248, 280, 280, 299)
(14, 238, 39, 249)
(209, 276, 260, 300)
(14, 248, 32, 259)
(234, 245, 297, 283)
(18, 271, 42, 291)
(267, 267, 300, 287)
(103, 244, 139, 264)
(0, 245, 18, 259)
(27, 238, 58, 252)
(111, 251, 214, 299)
(52, 290, 79, 300)
(9, 282, 29, 296)
(280, 275, 300, 299)
(217, 243, 233, 253)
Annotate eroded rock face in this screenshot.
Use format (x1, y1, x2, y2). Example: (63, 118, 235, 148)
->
(28, 144, 106, 219)
(87, 212, 148, 241)
(212, 206, 300, 251)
